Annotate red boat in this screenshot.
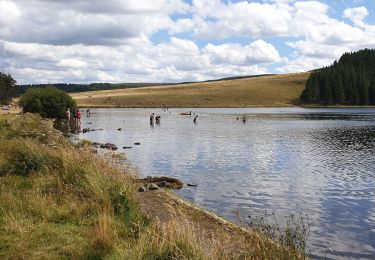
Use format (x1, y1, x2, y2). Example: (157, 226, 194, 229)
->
(179, 111, 191, 116)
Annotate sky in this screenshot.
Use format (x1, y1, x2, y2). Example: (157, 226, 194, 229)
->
(0, 0, 375, 84)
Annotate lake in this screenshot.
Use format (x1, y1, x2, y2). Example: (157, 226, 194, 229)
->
(72, 108, 375, 259)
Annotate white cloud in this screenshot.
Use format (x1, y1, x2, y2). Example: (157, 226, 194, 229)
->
(0, 37, 274, 84)
(1, 0, 375, 83)
(190, 0, 292, 38)
(343, 6, 368, 27)
(0, 0, 186, 46)
(0, 1, 22, 37)
(203, 40, 281, 65)
(0, 1, 22, 26)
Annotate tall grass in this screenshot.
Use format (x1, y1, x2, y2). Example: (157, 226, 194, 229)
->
(0, 114, 147, 258)
(235, 210, 311, 259)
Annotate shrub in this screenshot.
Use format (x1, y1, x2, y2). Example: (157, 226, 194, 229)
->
(19, 86, 76, 119)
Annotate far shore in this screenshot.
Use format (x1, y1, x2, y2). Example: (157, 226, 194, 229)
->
(71, 72, 309, 108)
(75, 104, 375, 109)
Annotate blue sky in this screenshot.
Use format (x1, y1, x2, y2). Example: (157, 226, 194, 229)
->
(0, 0, 375, 84)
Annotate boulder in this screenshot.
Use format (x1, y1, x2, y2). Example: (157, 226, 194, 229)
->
(148, 184, 159, 190)
(100, 143, 118, 150)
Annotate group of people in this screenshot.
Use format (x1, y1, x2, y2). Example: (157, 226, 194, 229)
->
(66, 108, 82, 129)
(150, 113, 161, 125)
(150, 111, 198, 124)
(236, 114, 247, 122)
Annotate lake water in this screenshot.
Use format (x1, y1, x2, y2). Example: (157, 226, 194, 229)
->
(73, 108, 375, 259)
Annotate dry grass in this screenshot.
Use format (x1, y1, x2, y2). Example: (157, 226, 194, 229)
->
(71, 72, 309, 108)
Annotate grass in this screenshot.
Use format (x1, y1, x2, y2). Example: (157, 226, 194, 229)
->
(0, 114, 309, 259)
(71, 72, 310, 108)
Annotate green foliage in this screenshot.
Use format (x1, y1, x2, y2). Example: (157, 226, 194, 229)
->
(0, 72, 17, 105)
(19, 86, 76, 119)
(301, 48, 375, 105)
(16, 82, 163, 96)
(0, 139, 63, 176)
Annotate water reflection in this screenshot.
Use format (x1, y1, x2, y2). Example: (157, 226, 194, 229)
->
(70, 108, 375, 259)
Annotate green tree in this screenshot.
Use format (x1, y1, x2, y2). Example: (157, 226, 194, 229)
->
(19, 86, 76, 119)
(0, 72, 17, 105)
(300, 49, 375, 105)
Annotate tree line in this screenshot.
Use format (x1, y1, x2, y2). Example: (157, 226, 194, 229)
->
(301, 49, 375, 105)
(16, 82, 163, 96)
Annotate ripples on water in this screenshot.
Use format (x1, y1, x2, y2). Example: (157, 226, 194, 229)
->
(76, 108, 375, 259)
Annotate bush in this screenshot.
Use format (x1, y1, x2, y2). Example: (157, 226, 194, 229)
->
(19, 86, 76, 119)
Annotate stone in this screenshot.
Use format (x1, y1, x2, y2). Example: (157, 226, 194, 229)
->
(158, 181, 167, 187)
(138, 186, 146, 192)
(134, 142, 141, 145)
(148, 184, 159, 190)
(123, 146, 132, 149)
(99, 143, 118, 150)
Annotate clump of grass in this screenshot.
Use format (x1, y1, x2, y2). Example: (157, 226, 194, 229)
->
(74, 139, 92, 148)
(127, 220, 208, 260)
(0, 139, 63, 176)
(236, 210, 311, 258)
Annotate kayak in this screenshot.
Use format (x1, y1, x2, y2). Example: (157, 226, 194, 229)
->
(179, 112, 191, 115)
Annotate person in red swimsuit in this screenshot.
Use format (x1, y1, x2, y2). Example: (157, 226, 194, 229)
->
(75, 109, 81, 129)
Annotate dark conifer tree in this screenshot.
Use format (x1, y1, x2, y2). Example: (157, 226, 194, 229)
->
(301, 49, 375, 105)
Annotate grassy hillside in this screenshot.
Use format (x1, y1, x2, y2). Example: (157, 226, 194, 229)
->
(71, 72, 309, 108)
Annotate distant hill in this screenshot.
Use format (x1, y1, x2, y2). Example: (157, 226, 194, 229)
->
(301, 49, 375, 105)
(71, 72, 309, 108)
(16, 74, 275, 96)
(15, 82, 164, 96)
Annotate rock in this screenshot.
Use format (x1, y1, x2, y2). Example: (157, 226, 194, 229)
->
(140, 176, 183, 189)
(100, 143, 118, 150)
(187, 183, 198, 187)
(123, 146, 132, 149)
(138, 186, 146, 192)
(117, 128, 122, 131)
(148, 184, 159, 190)
(134, 142, 141, 145)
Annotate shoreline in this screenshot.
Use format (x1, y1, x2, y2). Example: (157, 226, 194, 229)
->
(75, 104, 375, 109)
(0, 113, 306, 259)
